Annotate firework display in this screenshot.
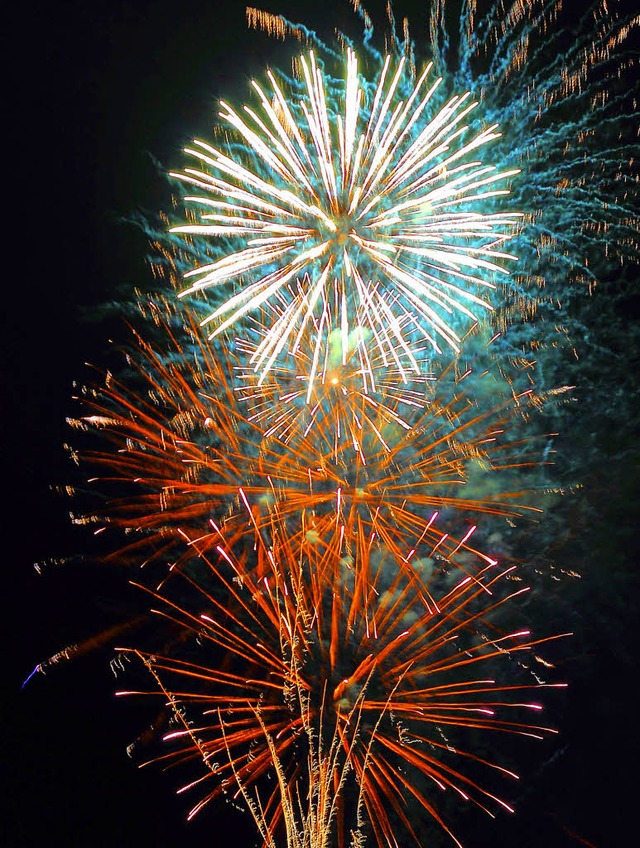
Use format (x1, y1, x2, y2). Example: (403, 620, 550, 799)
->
(34, 1, 639, 847)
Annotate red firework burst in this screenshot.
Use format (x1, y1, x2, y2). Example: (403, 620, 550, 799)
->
(117, 497, 566, 848)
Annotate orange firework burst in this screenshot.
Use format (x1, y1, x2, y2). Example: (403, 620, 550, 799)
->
(69, 304, 554, 583)
(117, 499, 566, 848)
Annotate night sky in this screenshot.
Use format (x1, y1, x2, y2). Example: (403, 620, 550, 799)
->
(4, 2, 639, 846)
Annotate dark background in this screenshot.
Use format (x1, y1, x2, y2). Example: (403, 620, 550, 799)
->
(3, 1, 639, 846)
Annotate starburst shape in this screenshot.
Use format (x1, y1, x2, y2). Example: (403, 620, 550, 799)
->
(70, 310, 549, 582)
(119, 505, 566, 848)
(171, 49, 521, 384)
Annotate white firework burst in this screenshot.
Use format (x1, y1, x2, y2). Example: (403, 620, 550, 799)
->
(171, 49, 522, 387)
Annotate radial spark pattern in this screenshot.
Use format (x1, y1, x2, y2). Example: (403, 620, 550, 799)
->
(70, 308, 554, 581)
(119, 502, 566, 848)
(171, 48, 521, 383)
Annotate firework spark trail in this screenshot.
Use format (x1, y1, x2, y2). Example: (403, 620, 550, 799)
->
(170, 47, 522, 387)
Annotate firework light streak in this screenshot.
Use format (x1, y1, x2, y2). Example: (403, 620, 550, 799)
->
(171, 48, 521, 389)
(60, 292, 564, 848)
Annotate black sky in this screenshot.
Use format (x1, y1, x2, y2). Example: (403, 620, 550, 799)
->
(4, 1, 639, 846)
